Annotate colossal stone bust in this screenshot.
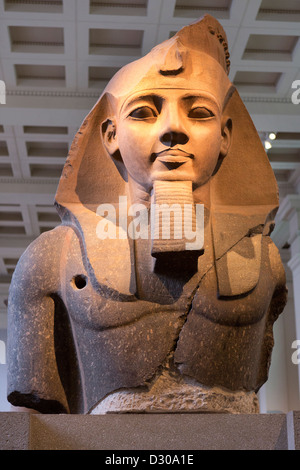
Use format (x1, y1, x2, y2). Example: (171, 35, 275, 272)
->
(7, 15, 287, 414)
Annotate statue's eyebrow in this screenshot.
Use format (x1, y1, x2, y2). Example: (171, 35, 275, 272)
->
(181, 94, 220, 110)
(121, 94, 159, 114)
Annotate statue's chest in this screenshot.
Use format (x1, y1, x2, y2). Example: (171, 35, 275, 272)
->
(61, 260, 201, 331)
(58, 230, 213, 330)
(59, 230, 272, 332)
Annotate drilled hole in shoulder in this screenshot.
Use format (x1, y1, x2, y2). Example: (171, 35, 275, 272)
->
(71, 274, 87, 290)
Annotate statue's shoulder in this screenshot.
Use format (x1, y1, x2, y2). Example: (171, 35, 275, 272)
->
(10, 224, 75, 295)
(20, 224, 73, 262)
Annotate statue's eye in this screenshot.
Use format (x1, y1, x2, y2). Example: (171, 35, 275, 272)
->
(129, 106, 157, 119)
(188, 107, 214, 119)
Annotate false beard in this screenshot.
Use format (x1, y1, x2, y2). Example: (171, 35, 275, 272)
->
(151, 180, 204, 257)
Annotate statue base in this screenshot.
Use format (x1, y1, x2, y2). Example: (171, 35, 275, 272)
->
(0, 411, 299, 450)
(90, 358, 259, 415)
(90, 386, 259, 415)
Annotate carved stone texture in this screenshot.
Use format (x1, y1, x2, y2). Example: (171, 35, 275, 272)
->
(7, 15, 287, 414)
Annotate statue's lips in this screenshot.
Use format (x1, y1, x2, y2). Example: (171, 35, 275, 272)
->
(155, 149, 193, 164)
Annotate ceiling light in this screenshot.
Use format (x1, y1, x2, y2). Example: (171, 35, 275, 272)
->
(268, 132, 276, 140)
(264, 141, 272, 150)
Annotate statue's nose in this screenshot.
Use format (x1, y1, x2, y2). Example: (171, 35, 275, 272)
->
(159, 105, 189, 147)
(160, 131, 189, 147)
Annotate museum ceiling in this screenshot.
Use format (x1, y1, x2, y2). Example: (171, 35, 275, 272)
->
(0, 0, 300, 324)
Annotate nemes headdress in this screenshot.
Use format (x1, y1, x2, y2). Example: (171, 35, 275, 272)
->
(55, 15, 279, 297)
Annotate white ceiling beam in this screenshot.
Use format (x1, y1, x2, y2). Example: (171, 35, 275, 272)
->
(1, 94, 97, 128)
(243, 100, 300, 132)
(0, 237, 34, 253)
(0, 179, 58, 205)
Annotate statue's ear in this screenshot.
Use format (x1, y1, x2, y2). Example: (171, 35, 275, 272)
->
(101, 118, 128, 181)
(219, 116, 232, 159)
(101, 117, 119, 156)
